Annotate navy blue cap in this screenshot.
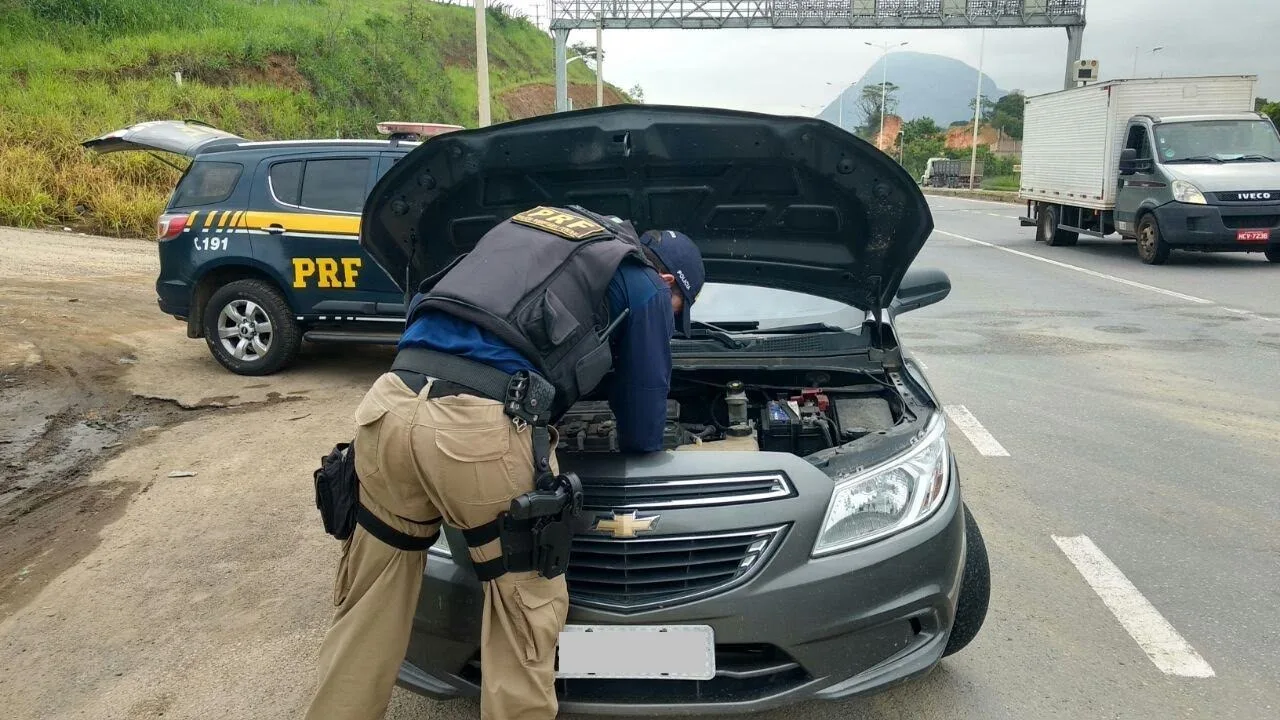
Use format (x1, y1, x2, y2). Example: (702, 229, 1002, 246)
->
(640, 229, 705, 337)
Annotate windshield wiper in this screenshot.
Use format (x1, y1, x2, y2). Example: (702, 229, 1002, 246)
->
(1223, 154, 1276, 162)
(748, 322, 847, 334)
(1165, 155, 1223, 163)
(684, 321, 746, 349)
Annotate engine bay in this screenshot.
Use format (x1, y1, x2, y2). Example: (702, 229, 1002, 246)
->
(555, 369, 904, 458)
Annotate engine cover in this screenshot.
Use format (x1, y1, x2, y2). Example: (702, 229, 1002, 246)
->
(555, 400, 686, 452)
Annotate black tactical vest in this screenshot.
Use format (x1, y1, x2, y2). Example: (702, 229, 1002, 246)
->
(406, 206, 651, 417)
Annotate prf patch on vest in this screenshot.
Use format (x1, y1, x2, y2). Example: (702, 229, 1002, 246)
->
(509, 207, 606, 240)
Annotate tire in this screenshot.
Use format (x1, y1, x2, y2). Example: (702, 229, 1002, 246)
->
(1265, 247, 1280, 263)
(1136, 213, 1171, 265)
(202, 279, 302, 375)
(943, 504, 990, 658)
(1039, 204, 1079, 246)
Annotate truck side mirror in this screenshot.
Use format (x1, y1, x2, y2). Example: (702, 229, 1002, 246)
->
(1119, 148, 1138, 175)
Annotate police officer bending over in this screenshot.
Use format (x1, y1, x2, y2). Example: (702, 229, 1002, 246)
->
(306, 206, 705, 720)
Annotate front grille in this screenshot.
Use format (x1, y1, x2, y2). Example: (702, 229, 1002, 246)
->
(581, 473, 792, 510)
(1222, 214, 1280, 229)
(567, 526, 786, 611)
(459, 644, 812, 704)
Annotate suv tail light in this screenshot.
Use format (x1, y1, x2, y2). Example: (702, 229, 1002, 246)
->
(156, 212, 188, 241)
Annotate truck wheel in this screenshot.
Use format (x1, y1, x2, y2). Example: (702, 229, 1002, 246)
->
(1136, 214, 1171, 265)
(1265, 247, 1280, 263)
(202, 279, 302, 375)
(1037, 204, 1077, 245)
(943, 504, 990, 658)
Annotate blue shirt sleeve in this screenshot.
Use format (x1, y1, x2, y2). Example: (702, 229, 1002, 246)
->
(606, 264, 674, 453)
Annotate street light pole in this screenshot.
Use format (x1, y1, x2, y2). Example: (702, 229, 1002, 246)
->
(864, 40, 907, 149)
(475, 0, 490, 126)
(969, 28, 985, 190)
(596, 13, 604, 107)
(1132, 45, 1165, 76)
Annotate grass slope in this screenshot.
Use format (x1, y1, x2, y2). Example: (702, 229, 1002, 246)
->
(0, 0, 614, 236)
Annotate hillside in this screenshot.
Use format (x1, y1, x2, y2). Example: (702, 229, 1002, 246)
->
(820, 51, 1004, 129)
(0, 0, 625, 237)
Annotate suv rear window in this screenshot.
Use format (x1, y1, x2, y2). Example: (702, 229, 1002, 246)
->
(170, 161, 242, 208)
(269, 158, 369, 213)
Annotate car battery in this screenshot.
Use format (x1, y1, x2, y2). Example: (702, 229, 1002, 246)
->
(761, 399, 829, 455)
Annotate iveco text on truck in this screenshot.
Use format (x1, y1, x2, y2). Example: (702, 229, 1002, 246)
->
(1018, 75, 1280, 264)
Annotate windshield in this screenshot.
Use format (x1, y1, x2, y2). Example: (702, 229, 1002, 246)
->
(1155, 120, 1280, 162)
(691, 283, 863, 331)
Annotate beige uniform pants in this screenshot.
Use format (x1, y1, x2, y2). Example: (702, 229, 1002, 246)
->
(305, 372, 568, 720)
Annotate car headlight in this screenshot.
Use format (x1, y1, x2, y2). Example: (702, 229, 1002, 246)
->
(813, 414, 950, 557)
(1171, 179, 1207, 205)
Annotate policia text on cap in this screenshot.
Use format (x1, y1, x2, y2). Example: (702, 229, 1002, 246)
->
(307, 206, 707, 720)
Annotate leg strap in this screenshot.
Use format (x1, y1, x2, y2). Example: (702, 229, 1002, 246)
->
(356, 505, 438, 552)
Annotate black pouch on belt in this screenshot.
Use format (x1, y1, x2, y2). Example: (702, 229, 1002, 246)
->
(313, 440, 359, 540)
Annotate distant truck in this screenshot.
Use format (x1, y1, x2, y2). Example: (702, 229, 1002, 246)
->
(921, 157, 984, 188)
(1018, 75, 1280, 264)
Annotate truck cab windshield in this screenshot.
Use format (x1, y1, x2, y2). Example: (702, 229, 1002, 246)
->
(1155, 120, 1280, 163)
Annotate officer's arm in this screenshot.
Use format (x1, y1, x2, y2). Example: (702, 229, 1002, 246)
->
(609, 278, 674, 454)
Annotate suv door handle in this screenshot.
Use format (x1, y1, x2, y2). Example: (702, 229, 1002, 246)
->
(264, 224, 286, 234)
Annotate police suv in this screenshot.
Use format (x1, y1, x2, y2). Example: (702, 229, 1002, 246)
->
(81, 120, 460, 374)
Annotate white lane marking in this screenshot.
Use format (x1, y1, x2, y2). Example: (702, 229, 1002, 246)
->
(934, 230, 1213, 305)
(925, 193, 1021, 208)
(1052, 535, 1216, 678)
(1224, 307, 1252, 315)
(943, 405, 1010, 457)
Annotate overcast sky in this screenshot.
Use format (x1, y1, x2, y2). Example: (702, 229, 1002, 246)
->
(502, 0, 1279, 114)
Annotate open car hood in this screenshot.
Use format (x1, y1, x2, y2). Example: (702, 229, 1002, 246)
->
(361, 105, 934, 311)
(81, 120, 241, 157)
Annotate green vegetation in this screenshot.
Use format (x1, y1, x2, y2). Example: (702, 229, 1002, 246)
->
(1256, 97, 1280, 127)
(0, 0, 611, 236)
(857, 81, 899, 138)
(981, 175, 1019, 191)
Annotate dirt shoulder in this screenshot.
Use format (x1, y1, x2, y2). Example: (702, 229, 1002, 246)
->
(0, 227, 451, 718)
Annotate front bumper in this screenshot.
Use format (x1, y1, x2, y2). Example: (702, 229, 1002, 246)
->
(396, 457, 965, 715)
(1154, 201, 1280, 250)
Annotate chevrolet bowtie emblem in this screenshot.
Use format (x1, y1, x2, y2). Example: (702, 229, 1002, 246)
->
(593, 510, 659, 539)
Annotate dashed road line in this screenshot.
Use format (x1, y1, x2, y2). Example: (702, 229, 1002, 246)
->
(943, 405, 1009, 457)
(933, 230, 1214, 305)
(1052, 535, 1215, 678)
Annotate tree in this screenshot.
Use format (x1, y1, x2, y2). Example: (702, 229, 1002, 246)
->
(857, 81, 899, 138)
(1258, 97, 1280, 127)
(569, 42, 601, 69)
(902, 117, 942, 144)
(628, 84, 645, 104)
(989, 91, 1025, 140)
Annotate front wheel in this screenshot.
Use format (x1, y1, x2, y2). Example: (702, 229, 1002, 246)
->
(202, 279, 302, 375)
(943, 504, 990, 657)
(1136, 214, 1171, 265)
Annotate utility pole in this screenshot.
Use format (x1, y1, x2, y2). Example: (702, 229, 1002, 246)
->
(596, 13, 604, 107)
(475, 0, 491, 126)
(865, 40, 907, 150)
(969, 28, 985, 190)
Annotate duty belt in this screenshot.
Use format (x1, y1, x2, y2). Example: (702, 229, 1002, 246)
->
(390, 348, 581, 581)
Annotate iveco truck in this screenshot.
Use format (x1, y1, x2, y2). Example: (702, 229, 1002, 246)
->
(1018, 75, 1280, 264)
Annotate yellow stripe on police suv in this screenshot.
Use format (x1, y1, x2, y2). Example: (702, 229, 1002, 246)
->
(185, 212, 197, 228)
(217, 210, 232, 228)
(229, 211, 244, 228)
(242, 211, 360, 236)
(203, 212, 217, 228)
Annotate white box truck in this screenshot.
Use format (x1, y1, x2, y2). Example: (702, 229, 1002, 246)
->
(1018, 75, 1280, 264)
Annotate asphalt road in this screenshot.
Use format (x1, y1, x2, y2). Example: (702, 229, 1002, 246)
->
(2, 202, 1278, 719)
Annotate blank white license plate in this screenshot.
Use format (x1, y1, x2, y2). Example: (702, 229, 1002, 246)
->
(556, 625, 715, 680)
